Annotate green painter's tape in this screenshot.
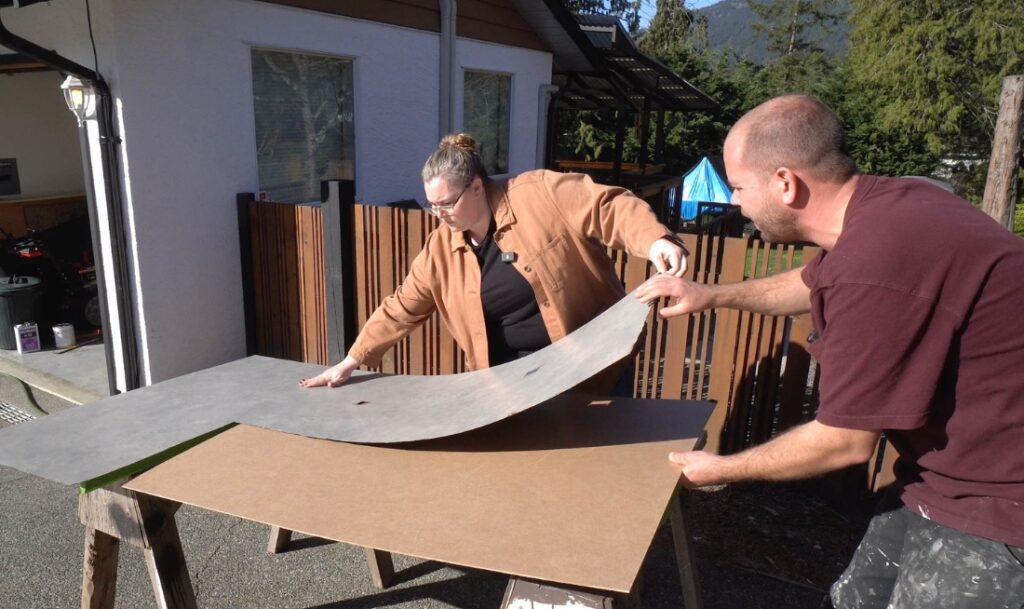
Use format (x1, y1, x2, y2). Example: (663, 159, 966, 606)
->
(78, 423, 237, 494)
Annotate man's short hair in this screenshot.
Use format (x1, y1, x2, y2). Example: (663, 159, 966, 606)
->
(734, 95, 858, 183)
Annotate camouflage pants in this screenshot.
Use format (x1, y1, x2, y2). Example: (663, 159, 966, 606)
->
(829, 494, 1024, 609)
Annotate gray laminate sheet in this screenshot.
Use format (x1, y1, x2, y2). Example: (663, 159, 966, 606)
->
(0, 294, 651, 485)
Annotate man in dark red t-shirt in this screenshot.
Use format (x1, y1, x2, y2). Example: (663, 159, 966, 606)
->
(637, 95, 1024, 608)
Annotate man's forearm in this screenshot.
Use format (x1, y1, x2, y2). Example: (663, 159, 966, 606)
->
(710, 267, 811, 316)
(725, 422, 877, 481)
(676, 421, 881, 487)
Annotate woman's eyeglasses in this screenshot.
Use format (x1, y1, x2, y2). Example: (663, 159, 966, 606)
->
(422, 183, 468, 216)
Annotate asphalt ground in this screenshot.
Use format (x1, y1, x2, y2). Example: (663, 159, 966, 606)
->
(0, 370, 838, 609)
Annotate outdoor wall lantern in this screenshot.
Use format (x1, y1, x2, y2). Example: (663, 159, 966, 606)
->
(60, 75, 97, 127)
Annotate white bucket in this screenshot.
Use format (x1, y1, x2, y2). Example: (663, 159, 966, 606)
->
(53, 323, 76, 349)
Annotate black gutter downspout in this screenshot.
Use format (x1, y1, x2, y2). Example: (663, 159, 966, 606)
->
(0, 13, 140, 394)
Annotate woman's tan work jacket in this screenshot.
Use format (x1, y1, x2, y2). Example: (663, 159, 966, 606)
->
(348, 169, 676, 370)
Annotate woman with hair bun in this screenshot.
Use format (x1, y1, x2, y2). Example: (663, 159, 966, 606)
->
(301, 133, 687, 391)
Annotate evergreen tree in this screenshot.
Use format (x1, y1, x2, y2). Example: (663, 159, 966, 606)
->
(832, 67, 941, 180)
(845, 0, 1024, 201)
(747, 0, 844, 58)
(636, 0, 753, 166)
(743, 0, 846, 96)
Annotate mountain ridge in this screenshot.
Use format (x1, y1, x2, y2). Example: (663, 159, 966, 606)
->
(696, 0, 850, 64)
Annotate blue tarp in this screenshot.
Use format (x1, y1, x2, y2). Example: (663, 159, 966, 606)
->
(675, 157, 731, 221)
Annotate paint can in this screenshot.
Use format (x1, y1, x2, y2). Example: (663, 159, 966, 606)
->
(52, 323, 76, 350)
(14, 322, 41, 354)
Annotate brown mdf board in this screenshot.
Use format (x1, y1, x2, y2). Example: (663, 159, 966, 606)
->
(127, 395, 714, 593)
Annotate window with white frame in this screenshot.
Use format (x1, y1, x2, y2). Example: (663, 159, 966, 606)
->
(463, 70, 510, 176)
(251, 48, 354, 203)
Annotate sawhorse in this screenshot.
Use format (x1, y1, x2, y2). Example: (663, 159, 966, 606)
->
(264, 492, 702, 609)
(79, 484, 195, 609)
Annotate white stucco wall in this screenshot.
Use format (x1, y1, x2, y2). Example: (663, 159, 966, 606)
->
(107, 0, 457, 383)
(0, 70, 85, 199)
(1, 0, 552, 385)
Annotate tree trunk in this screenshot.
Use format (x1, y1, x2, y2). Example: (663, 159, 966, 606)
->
(981, 75, 1024, 229)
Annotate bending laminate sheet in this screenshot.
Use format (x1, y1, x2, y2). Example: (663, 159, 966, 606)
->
(0, 293, 651, 485)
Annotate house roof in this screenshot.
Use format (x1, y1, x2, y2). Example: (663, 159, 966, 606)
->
(1, 0, 715, 112)
(510, 0, 600, 73)
(507, 3, 716, 112)
(556, 13, 717, 113)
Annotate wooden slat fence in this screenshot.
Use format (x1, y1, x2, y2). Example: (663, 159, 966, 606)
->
(352, 204, 468, 376)
(239, 197, 329, 365)
(238, 191, 822, 456)
(348, 203, 821, 455)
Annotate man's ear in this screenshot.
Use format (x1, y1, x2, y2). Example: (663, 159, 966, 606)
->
(774, 167, 800, 206)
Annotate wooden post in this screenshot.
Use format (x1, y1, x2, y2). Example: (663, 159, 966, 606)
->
(637, 97, 651, 173)
(321, 179, 358, 364)
(981, 75, 1024, 229)
(654, 110, 666, 166)
(612, 109, 627, 184)
(544, 90, 561, 170)
(236, 193, 258, 356)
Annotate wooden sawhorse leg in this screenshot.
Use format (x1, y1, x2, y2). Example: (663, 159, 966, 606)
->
(668, 490, 703, 609)
(82, 527, 119, 609)
(363, 548, 395, 588)
(266, 525, 293, 554)
(266, 526, 395, 589)
(79, 484, 197, 609)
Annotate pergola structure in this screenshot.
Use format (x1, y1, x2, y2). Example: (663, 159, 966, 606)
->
(510, 2, 717, 181)
(548, 12, 717, 181)
(562, 13, 716, 112)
